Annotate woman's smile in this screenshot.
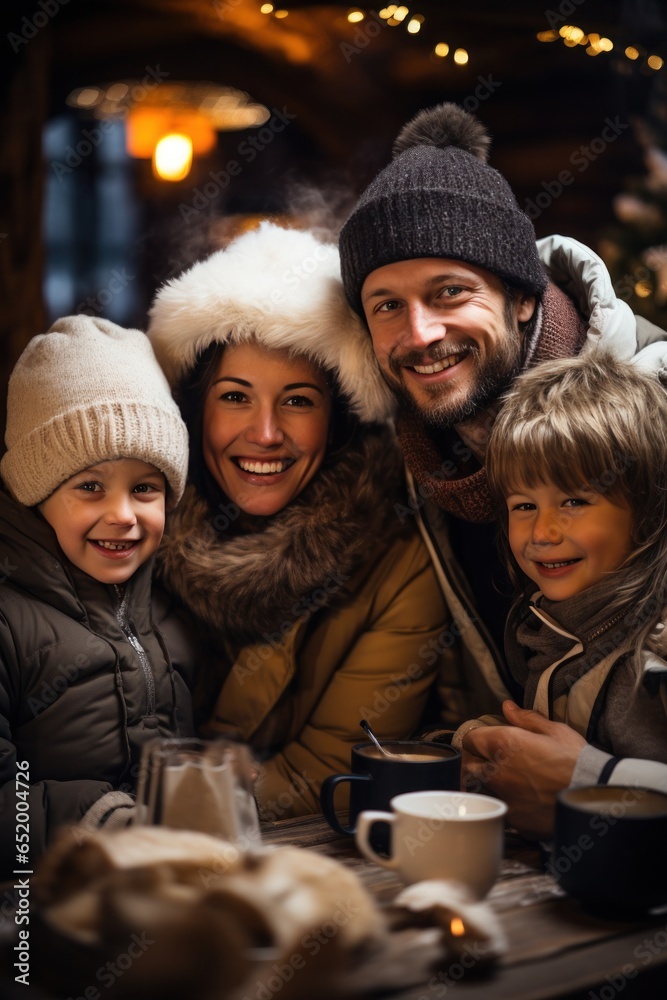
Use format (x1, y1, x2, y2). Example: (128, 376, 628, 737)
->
(233, 456, 296, 476)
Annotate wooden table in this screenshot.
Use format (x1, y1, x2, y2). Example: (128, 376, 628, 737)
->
(262, 813, 667, 1000)
(1, 815, 665, 1000)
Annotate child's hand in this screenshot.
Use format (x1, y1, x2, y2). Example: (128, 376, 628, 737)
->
(460, 700, 587, 840)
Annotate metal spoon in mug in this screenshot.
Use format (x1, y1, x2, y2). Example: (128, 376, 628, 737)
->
(360, 719, 393, 758)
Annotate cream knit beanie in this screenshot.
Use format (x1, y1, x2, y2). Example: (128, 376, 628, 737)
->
(1, 315, 189, 507)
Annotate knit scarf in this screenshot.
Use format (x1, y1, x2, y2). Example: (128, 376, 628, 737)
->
(505, 575, 631, 708)
(396, 281, 589, 522)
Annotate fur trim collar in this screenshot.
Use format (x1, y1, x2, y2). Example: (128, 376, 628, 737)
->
(147, 222, 394, 424)
(157, 427, 406, 643)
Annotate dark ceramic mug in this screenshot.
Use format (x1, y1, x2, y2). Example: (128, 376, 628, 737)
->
(320, 740, 461, 837)
(552, 785, 667, 916)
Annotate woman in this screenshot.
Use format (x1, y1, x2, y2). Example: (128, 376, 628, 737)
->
(147, 222, 447, 818)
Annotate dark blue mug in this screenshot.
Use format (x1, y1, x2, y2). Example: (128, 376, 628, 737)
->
(320, 740, 461, 839)
(552, 785, 667, 917)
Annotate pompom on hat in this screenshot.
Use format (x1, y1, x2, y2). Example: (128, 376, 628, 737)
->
(339, 102, 548, 316)
(147, 221, 394, 424)
(1, 316, 189, 508)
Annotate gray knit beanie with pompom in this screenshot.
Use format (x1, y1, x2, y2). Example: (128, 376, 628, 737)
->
(339, 102, 548, 315)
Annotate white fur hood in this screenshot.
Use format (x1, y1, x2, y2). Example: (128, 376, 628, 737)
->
(147, 222, 394, 424)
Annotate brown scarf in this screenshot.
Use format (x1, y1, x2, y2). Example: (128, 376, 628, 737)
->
(396, 281, 589, 523)
(505, 576, 631, 707)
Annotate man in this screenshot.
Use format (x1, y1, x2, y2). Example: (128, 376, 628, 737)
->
(338, 102, 667, 837)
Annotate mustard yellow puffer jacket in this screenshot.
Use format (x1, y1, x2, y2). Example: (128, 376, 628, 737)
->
(157, 427, 448, 818)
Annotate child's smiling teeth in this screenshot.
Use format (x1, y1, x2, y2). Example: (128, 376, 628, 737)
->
(237, 459, 292, 475)
(539, 560, 579, 568)
(94, 540, 135, 551)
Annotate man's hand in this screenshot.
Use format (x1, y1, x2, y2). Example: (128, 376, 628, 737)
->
(461, 700, 587, 840)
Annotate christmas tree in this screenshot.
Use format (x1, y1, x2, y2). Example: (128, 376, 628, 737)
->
(600, 67, 667, 328)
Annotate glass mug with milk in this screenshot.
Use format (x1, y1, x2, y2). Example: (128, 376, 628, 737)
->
(134, 737, 261, 847)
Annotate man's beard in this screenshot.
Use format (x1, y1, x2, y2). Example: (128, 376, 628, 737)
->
(383, 327, 523, 431)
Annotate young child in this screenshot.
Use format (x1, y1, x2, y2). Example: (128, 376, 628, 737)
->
(0, 316, 193, 873)
(473, 352, 667, 796)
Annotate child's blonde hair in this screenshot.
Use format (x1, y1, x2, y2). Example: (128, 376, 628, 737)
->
(486, 351, 667, 673)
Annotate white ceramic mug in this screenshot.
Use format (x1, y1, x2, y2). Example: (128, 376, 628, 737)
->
(134, 737, 261, 847)
(355, 790, 507, 898)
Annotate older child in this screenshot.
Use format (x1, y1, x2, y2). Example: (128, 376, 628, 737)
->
(0, 316, 192, 873)
(460, 353, 667, 835)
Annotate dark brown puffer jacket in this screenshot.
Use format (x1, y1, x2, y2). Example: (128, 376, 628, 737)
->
(0, 489, 195, 875)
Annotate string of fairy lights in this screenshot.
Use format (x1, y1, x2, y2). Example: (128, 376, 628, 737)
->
(537, 25, 664, 72)
(62, 4, 666, 184)
(258, 5, 664, 74)
(260, 4, 471, 64)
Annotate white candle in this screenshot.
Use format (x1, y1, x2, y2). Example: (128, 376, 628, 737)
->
(395, 879, 507, 961)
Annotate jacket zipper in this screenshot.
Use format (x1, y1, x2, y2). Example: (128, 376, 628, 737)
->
(114, 585, 156, 716)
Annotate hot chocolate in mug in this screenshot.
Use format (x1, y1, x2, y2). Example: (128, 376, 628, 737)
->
(320, 740, 461, 838)
(552, 785, 667, 916)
